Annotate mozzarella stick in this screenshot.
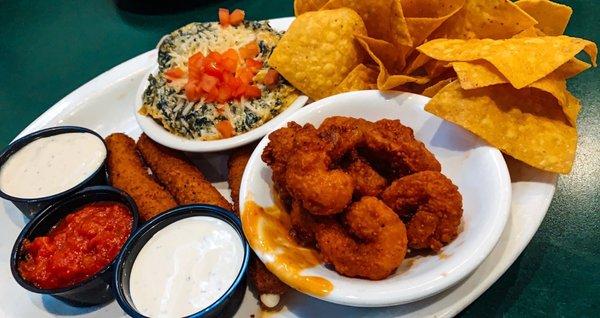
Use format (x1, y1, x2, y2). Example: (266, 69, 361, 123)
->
(136, 134, 232, 211)
(227, 146, 290, 311)
(105, 133, 177, 221)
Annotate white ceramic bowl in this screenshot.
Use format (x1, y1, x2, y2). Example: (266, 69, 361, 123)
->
(239, 90, 511, 307)
(134, 67, 309, 152)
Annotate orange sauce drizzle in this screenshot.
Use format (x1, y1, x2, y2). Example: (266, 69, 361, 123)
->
(242, 197, 333, 297)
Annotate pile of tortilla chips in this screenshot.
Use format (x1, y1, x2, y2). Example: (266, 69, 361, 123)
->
(268, 0, 597, 174)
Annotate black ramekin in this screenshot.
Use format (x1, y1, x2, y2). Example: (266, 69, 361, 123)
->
(10, 186, 139, 306)
(113, 204, 250, 318)
(0, 126, 108, 218)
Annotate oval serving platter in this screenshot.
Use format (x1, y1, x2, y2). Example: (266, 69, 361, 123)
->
(0, 17, 557, 318)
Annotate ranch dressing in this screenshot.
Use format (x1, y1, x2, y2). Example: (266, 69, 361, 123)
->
(129, 216, 245, 318)
(0, 132, 106, 198)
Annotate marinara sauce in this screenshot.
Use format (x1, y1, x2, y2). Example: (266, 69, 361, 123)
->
(18, 202, 133, 289)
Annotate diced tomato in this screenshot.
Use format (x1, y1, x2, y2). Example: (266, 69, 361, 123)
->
(236, 67, 254, 84)
(217, 86, 233, 103)
(229, 9, 245, 26)
(263, 69, 280, 86)
(164, 67, 185, 80)
(216, 120, 235, 138)
(220, 49, 239, 73)
(198, 74, 219, 93)
(239, 41, 260, 59)
(245, 59, 263, 73)
(185, 81, 201, 101)
(219, 8, 230, 27)
(244, 85, 262, 98)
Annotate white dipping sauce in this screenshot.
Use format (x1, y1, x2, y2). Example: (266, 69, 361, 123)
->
(0, 132, 106, 198)
(129, 216, 245, 318)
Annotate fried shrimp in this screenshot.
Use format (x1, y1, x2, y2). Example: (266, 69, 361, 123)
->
(136, 134, 232, 211)
(317, 116, 441, 178)
(289, 200, 320, 247)
(345, 152, 387, 197)
(381, 171, 463, 251)
(262, 122, 302, 205)
(315, 197, 408, 280)
(284, 124, 354, 215)
(361, 119, 441, 176)
(105, 133, 177, 221)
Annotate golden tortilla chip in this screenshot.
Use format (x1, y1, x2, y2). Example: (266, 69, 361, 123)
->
(422, 78, 455, 97)
(294, 0, 329, 16)
(453, 59, 591, 90)
(516, 0, 572, 36)
(322, 0, 412, 47)
(425, 81, 577, 174)
(452, 59, 589, 124)
(402, 0, 465, 46)
(418, 36, 597, 88)
(332, 64, 378, 94)
(356, 35, 429, 90)
(269, 8, 367, 100)
(513, 26, 546, 38)
(403, 53, 431, 75)
(431, 0, 537, 40)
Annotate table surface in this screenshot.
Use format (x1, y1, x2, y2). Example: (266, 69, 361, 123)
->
(0, 0, 598, 316)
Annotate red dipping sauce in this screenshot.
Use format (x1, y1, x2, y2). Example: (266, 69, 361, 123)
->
(18, 202, 133, 289)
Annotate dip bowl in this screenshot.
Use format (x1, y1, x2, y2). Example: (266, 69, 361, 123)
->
(113, 204, 250, 318)
(10, 186, 139, 306)
(0, 126, 108, 218)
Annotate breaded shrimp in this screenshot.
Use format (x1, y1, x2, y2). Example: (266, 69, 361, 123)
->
(345, 152, 387, 197)
(261, 122, 302, 205)
(289, 200, 320, 247)
(284, 124, 354, 215)
(105, 133, 177, 221)
(381, 171, 463, 251)
(136, 134, 232, 211)
(315, 197, 408, 280)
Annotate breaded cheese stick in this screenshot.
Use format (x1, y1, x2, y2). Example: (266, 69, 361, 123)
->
(227, 146, 290, 311)
(136, 134, 232, 211)
(227, 144, 255, 215)
(105, 133, 177, 221)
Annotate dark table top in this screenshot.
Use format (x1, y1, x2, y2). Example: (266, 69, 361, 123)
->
(0, 0, 598, 316)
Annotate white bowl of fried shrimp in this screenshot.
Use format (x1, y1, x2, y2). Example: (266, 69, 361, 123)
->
(238, 90, 511, 307)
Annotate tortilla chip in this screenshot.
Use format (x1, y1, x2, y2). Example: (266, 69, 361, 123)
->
(516, 0, 572, 36)
(294, 0, 328, 16)
(425, 81, 577, 174)
(513, 26, 547, 38)
(402, 0, 465, 46)
(322, 0, 412, 47)
(453, 58, 591, 90)
(332, 64, 378, 94)
(452, 59, 589, 124)
(404, 53, 431, 75)
(269, 8, 367, 100)
(418, 36, 597, 88)
(356, 35, 429, 90)
(431, 0, 537, 40)
(422, 78, 455, 97)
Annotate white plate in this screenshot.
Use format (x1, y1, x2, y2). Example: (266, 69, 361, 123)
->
(0, 17, 556, 318)
(135, 62, 309, 152)
(239, 90, 511, 307)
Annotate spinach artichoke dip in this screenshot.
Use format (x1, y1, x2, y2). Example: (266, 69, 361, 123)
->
(139, 16, 298, 141)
